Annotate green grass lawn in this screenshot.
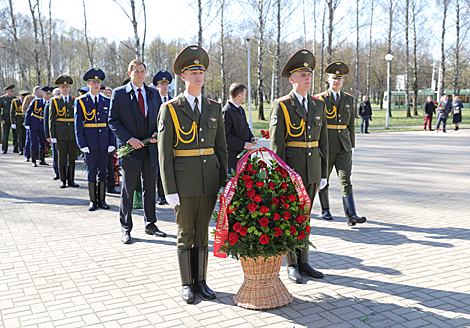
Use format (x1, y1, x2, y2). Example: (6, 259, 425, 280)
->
(246, 101, 469, 136)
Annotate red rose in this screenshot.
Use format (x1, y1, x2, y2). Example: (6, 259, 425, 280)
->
(259, 206, 269, 214)
(253, 195, 262, 203)
(268, 182, 276, 190)
(255, 181, 265, 187)
(283, 211, 291, 220)
(251, 170, 258, 174)
(306, 225, 311, 234)
(271, 198, 279, 206)
(274, 227, 283, 237)
(281, 170, 288, 178)
(279, 195, 287, 202)
(246, 163, 253, 172)
(296, 214, 304, 224)
(229, 232, 239, 245)
(247, 203, 258, 212)
(259, 217, 269, 228)
(245, 179, 254, 189)
(299, 203, 306, 210)
(233, 222, 242, 232)
(288, 194, 296, 202)
(280, 182, 288, 190)
(282, 202, 290, 209)
(242, 174, 251, 180)
(273, 213, 281, 221)
(290, 226, 296, 235)
(239, 226, 248, 236)
(247, 189, 256, 199)
(298, 232, 306, 240)
(260, 234, 270, 244)
(258, 160, 267, 168)
(274, 167, 282, 172)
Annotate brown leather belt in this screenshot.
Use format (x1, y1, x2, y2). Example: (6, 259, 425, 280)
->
(174, 148, 214, 157)
(285, 141, 318, 148)
(327, 124, 347, 129)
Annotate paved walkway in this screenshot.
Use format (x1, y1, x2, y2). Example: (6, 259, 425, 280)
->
(1, 130, 469, 328)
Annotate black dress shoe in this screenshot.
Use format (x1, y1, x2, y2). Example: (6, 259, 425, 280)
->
(322, 209, 334, 220)
(13, 150, 19, 153)
(53, 173, 60, 180)
(32, 162, 37, 167)
(19, 151, 23, 155)
(2, 151, 7, 154)
(107, 187, 120, 194)
(287, 265, 302, 284)
(59, 181, 67, 188)
(39, 161, 49, 165)
(25, 158, 30, 162)
(145, 224, 167, 237)
(182, 285, 194, 304)
(98, 200, 110, 209)
(299, 263, 324, 278)
(121, 232, 131, 244)
(88, 201, 97, 211)
(156, 197, 164, 205)
(193, 281, 216, 300)
(68, 181, 80, 187)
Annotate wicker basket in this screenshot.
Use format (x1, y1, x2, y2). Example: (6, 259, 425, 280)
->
(233, 252, 293, 310)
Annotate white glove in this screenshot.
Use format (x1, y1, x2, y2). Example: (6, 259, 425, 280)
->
(25, 126, 30, 130)
(319, 178, 327, 190)
(11, 124, 16, 129)
(108, 146, 116, 153)
(166, 193, 180, 207)
(351, 148, 355, 155)
(51, 138, 57, 143)
(80, 147, 90, 153)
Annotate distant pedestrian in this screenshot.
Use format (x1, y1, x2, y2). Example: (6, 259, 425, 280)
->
(452, 96, 463, 131)
(435, 95, 451, 133)
(358, 96, 372, 134)
(422, 95, 435, 131)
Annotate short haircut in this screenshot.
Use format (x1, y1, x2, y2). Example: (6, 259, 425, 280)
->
(455, 95, 460, 100)
(53, 88, 60, 96)
(105, 87, 112, 92)
(128, 59, 146, 72)
(229, 83, 246, 98)
(33, 86, 41, 93)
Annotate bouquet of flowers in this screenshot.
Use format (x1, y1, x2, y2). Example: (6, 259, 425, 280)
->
(214, 147, 313, 261)
(116, 137, 156, 158)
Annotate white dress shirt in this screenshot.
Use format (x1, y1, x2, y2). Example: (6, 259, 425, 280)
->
(330, 90, 340, 102)
(294, 91, 308, 113)
(161, 94, 169, 104)
(131, 82, 148, 116)
(184, 91, 202, 114)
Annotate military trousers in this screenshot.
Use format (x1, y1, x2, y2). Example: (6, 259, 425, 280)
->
(84, 150, 107, 183)
(325, 149, 353, 195)
(2, 122, 16, 152)
(175, 194, 217, 250)
(51, 142, 60, 174)
(25, 129, 31, 159)
(15, 122, 26, 153)
(305, 182, 319, 206)
(57, 139, 76, 168)
(29, 128, 45, 152)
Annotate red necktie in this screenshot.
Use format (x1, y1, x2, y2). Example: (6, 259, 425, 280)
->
(137, 88, 145, 117)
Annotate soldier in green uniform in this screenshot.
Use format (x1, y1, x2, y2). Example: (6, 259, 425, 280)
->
(158, 45, 227, 304)
(49, 75, 79, 188)
(10, 90, 29, 155)
(1, 85, 17, 154)
(315, 62, 366, 226)
(270, 49, 328, 284)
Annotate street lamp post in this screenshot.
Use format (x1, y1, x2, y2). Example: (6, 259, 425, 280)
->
(385, 54, 394, 128)
(244, 30, 254, 133)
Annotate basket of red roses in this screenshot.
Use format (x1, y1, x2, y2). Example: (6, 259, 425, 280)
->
(213, 147, 312, 310)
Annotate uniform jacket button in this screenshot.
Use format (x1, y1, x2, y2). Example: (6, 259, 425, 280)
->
(201, 138, 204, 142)
(203, 159, 207, 163)
(308, 152, 311, 156)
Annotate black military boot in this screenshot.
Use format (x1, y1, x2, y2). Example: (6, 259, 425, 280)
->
(31, 150, 37, 167)
(342, 194, 367, 226)
(192, 247, 216, 300)
(39, 148, 48, 165)
(319, 189, 334, 220)
(298, 248, 324, 278)
(88, 182, 97, 211)
(178, 249, 194, 304)
(285, 251, 302, 284)
(67, 165, 79, 187)
(97, 181, 110, 209)
(59, 166, 67, 188)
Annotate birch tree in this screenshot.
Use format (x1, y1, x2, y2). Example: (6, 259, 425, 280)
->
(219, 0, 226, 104)
(452, 0, 460, 97)
(404, 0, 411, 117)
(8, 0, 25, 87)
(437, 0, 449, 98)
(28, 0, 41, 85)
(82, 0, 93, 67)
(366, 0, 373, 98)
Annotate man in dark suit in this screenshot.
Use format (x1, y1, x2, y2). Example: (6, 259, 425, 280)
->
(109, 59, 166, 244)
(222, 83, 255, 173)
(1, 85, 16, 154)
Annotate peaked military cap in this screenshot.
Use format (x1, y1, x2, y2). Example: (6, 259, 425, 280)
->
(83, 68, 105, 82)
(55, 75, 73, 86)
(153, 70, 173, 85)
(325, 61, 349, 77)
(78, 86, 89, 93)
(174, 45, 209, 76)
(282, 49, 315, 78)
(5, 84, 15, 91)
(19, 90, 29, 96)
(41, 86, 54, 93)
(122, 78, 131, 86)
(100, 85, 106, 90)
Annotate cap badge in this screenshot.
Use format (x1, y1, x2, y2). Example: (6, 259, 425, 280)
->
(302, 51, 308, 54)
(163, 77, 166, 80)
(335, 71, 340, 74)
(95, 76, 98, 79)
(303, 62, 309, 67)
(194, 59, 200, 64)
(94, 68, 99, 70)
(336, 63, 341, 65)
(191, 47, 198, 50)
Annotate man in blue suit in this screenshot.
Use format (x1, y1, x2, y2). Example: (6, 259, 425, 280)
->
(109, 59, 166, 244)
(152, 70, 173, 205)
(75, 68, 116, 211)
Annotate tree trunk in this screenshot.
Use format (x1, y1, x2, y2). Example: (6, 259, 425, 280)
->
(327, 0, 334, 64)
(311, 0, 316, 94)
(320, 1, 326, 92)
(405, 0, 411, 117)
(142, 0, 147, 62)
(366, 0, 373, 98)
(257, 0, 265, 120)
(8, 0, 25, 87)
(28, 0, 41, 86)
(198, 0, 202, 46)
(387, 0, 393, 117)
(302, 0, 307, 48)
(274, 0, 281, 99)
(82, 0, 93, 67)
(437, 0, 448, 98)
(354, 0, 360, 113)
(130, 0, 140, 60)
(48, 0, 52, 84)
(220, 0, 226, 104)
(411, 0, 418, 115)
(453, 0, 459, 97)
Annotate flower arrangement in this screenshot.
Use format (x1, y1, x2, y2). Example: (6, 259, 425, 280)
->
(214, 147, 312, 261)
(116, 137, 156, 158)
(237, 130, 270, 159)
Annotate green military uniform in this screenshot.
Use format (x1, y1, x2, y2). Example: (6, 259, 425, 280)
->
(1, 85, 17, 153)
(315, 61, 366, 226)
(50, 75, 78, 188)
(158, 45, 227, 304)
(10, 91, 28, 155)
(270, 49, 327, 284)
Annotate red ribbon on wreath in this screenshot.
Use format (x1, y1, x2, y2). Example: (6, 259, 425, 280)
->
(214, 147, 311, 258)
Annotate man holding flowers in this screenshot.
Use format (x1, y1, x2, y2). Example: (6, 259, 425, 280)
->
(270, 49, 328, 284)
